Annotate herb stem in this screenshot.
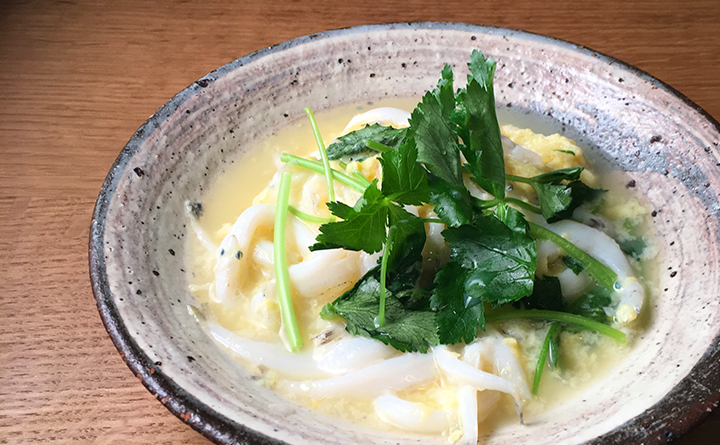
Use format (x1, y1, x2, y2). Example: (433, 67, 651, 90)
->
(527, 222, 618, 290)
(367, 140, 393, 152)
(288, 205, 331, 224)
(505, 173, 531, 184)
(280, 153, 367, 192)
(473, 196, 542, 214)
(274, 171, 303, 352)
(532, 323, 561, 395)
(473, 197, 502, 209)
(506, 197, 543, 214)
(378, 225, 396, 327)
(352, 171, 372, 187)
(485, 309, 626, 342)
(421, 218, 445, 224)
(305, 108, 336, 203)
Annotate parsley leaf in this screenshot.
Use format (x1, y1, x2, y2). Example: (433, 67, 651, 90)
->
(443, 216, 537, 307)
(326, 124, 408, 161)
(515, 276, 565, 312)
(321, 268, 439, 352)
(493, 202, 529, 233)
(430, 215, 537, 344)
(311, 180, 388, 253)
(430, 262, 487, 344)
(409, 65, 463, 185)
(379, 139, 430, 206)
(384, 205, 427, 290)
(460, 51, 506, 199)
(567, 286, 613, 324)
(428, 175, 474, 227)
(508, 168, 604, 222)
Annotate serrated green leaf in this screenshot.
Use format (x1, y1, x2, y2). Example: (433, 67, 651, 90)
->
(409, 70, 463, 185)
(430, 262, 486, 344)
(326, 124, 408, 160)
(428, 175, 474, 227)
(322, 269, 439, 352)
(385, 205, 427, 290)
(515, 275, 565, 312)
(460, 51, 505, 199)
(443, 215, 537, 307)
(379, 139, 430, 206)
(311, 181, 388, 253)
(493, 202, 529, 233)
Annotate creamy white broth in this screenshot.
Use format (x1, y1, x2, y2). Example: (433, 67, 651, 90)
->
(187, 101, 650, 440)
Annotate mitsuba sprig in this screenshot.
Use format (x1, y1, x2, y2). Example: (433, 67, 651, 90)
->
(282, 51, 623, 359)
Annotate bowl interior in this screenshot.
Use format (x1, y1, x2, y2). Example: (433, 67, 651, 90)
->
(91, 23, 720, 445)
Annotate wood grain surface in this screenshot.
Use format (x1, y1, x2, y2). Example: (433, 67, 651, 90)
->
(1, 0, 718, 443)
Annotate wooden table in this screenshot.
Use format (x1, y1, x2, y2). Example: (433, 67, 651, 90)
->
(2, 0, 718, 443)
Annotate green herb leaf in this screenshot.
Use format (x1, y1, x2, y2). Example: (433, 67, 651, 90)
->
(515, 276, 565, 312)
(379, 139, 430, 206)
(311, 181, 388, 253)
(461, 51, 505, 199)
(409, 66, 463, 185)
(567, 286, 613, 324)
(428, 175, 474, 227)
(550, 181, 606, 222)
(430, 262, 487, 344)
(385, 205, 427, 290)
(321, 269, 439, 352)
(326, 124, 408, 161)
(530, 167, 584, 184)
(507, 168, 605, 222)
(493, 202, 529, 233)
(443, 216, 537, 307)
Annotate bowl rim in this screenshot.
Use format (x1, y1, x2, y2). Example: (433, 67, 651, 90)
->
(89, 21, 720, 445)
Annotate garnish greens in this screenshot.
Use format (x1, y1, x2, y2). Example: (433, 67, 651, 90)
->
(273, 171, 303, 351)
(276, 51, 626, 392)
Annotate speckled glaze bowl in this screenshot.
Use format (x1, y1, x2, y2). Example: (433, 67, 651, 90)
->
(89, 23, 720, 445)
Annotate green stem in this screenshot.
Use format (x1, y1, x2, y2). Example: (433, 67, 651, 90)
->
(352, 171, 372, 187)
(485, 309, 626, 343)
(533, 323, 561, 395)
(288, 205, 331, 224)
(367, 140, 393, 152)
(506, 197, 542, 214)
(274, 171, 303, 352)
(378, 225, 396, 327)
(280, 153, 367, 192)
(304, 108, 335, 203)
(473, 197, 502, 209)
(421, 218, 445, 224)
(505, 173, 532, 184)
(528, 222, 618, 290)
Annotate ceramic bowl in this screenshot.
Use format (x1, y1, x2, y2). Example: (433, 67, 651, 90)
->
(89, 23, 720, 444)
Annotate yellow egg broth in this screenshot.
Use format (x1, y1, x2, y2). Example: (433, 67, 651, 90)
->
(187, 100, 652, 438)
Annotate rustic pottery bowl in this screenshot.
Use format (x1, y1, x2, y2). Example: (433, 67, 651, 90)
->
(89, 23, 720, 444)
